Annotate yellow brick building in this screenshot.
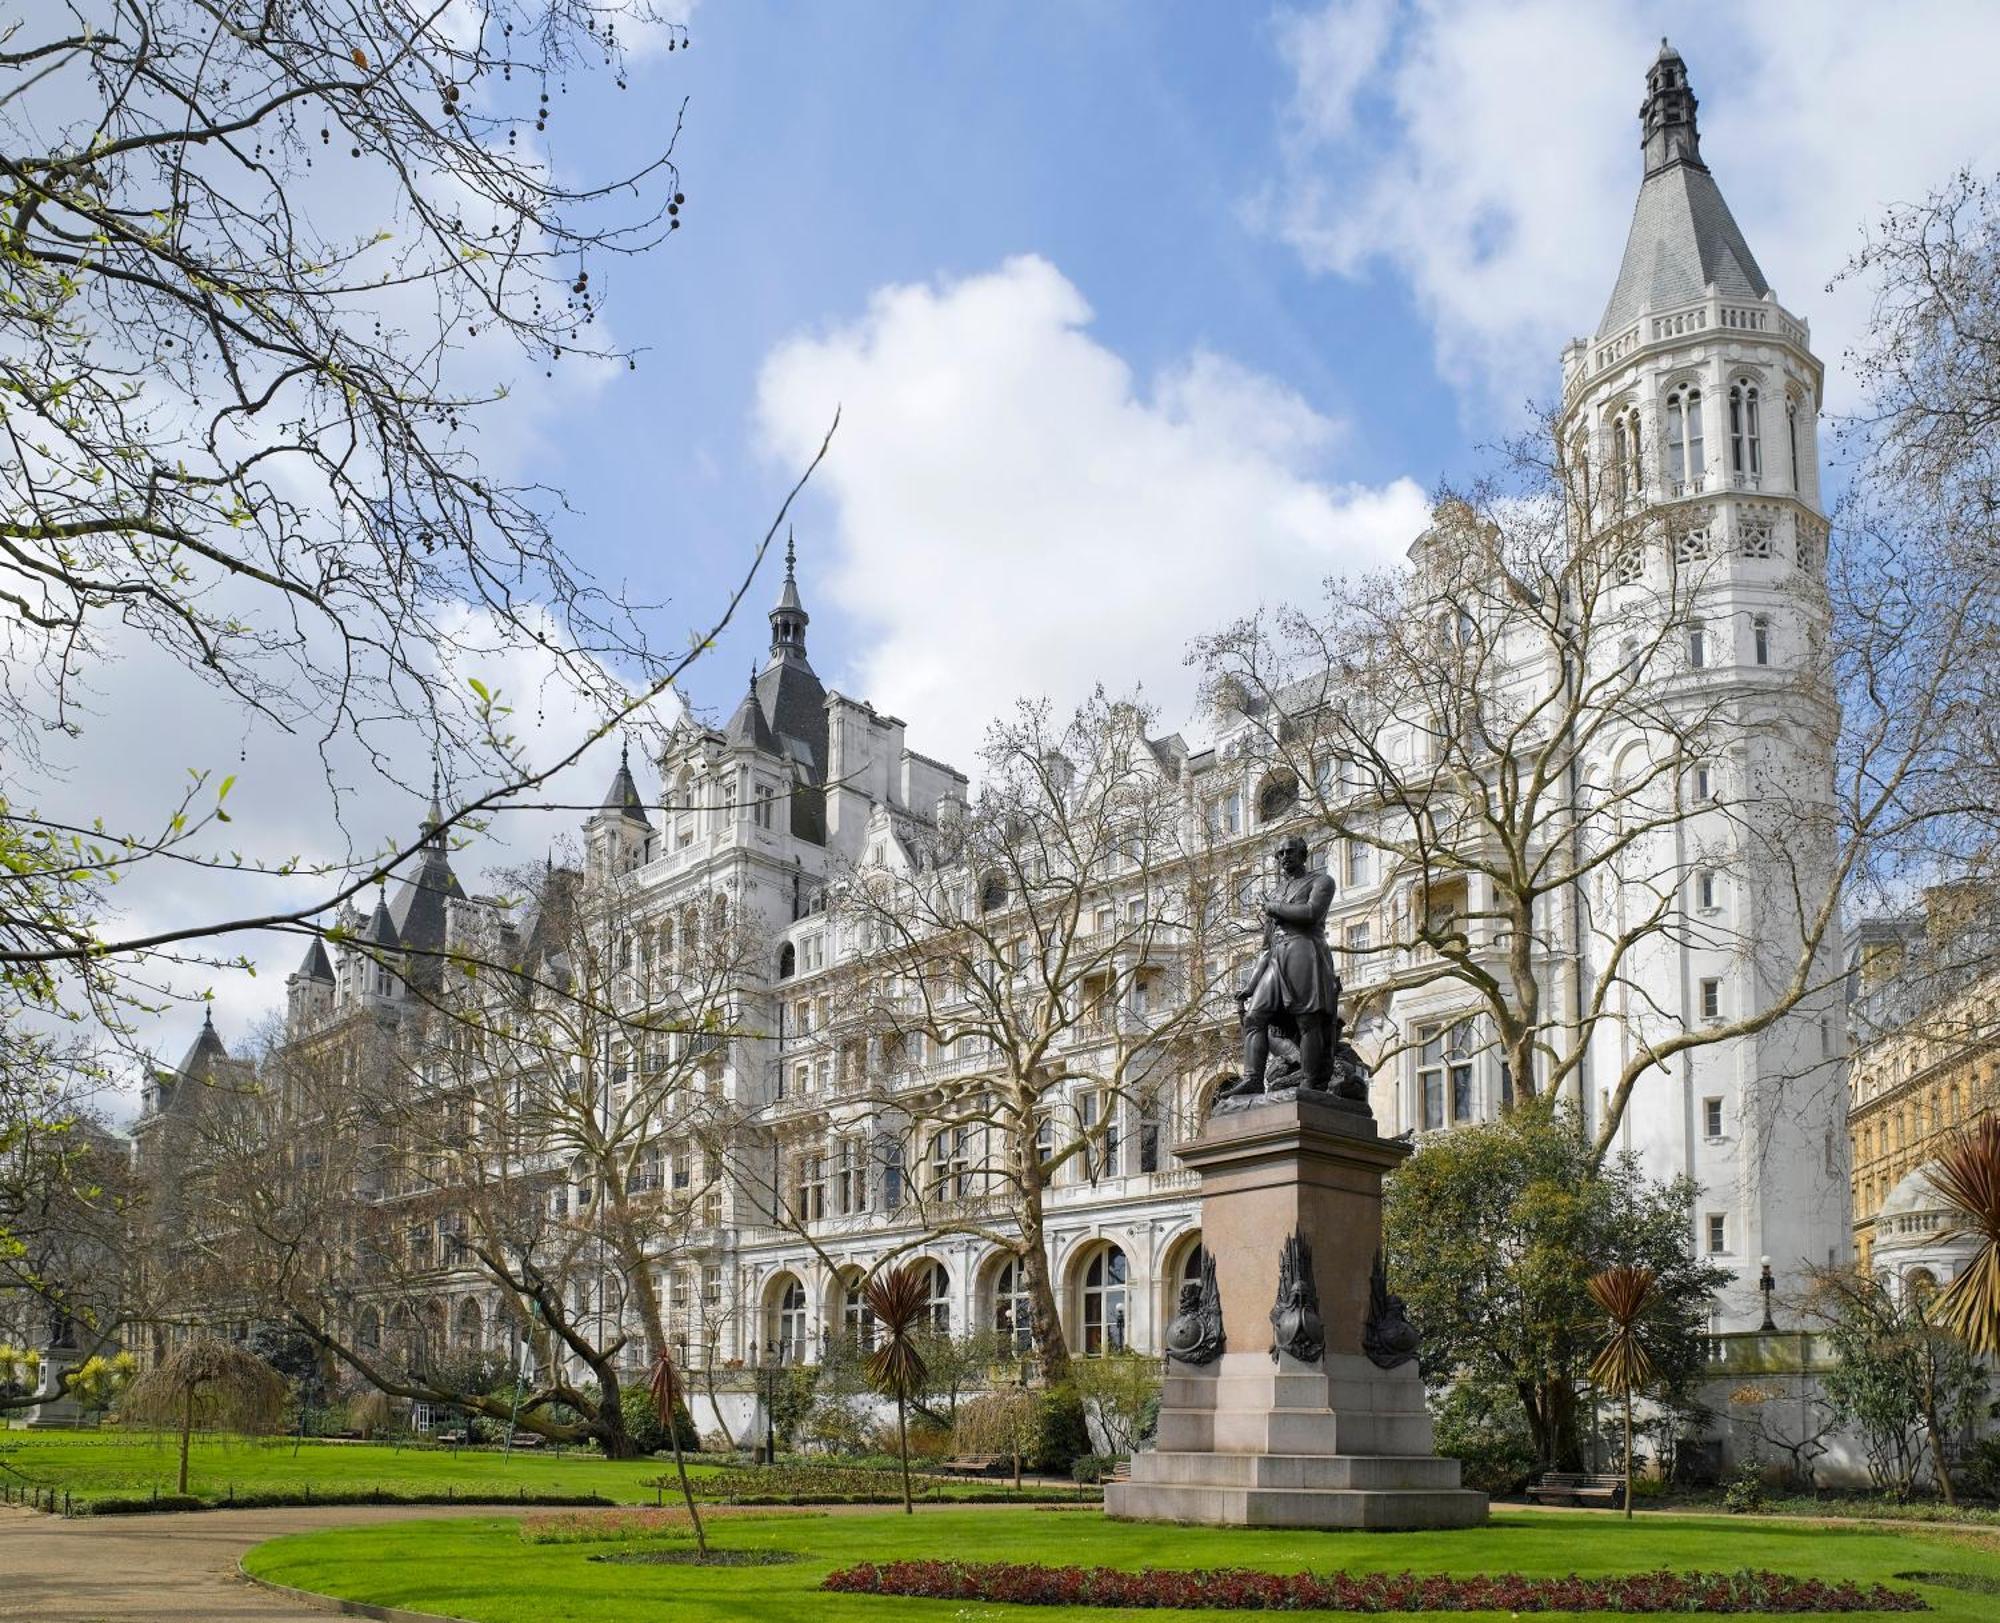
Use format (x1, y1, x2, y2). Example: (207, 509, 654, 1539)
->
(1847, 889, 2000, 1271)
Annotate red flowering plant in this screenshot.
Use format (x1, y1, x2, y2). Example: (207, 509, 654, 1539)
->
(820, 1560, 1926, 1612)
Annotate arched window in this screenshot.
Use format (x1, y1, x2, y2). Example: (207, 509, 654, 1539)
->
(1729, 381, 1761, 482)
(778, 942, 796, 980)
(993, 1258, 1033, 1354)
(1080, 1245, 1128, 1356)
(1787, 396, 1802, 493)
(914, 1260, 951, 1333)
(839, 1271, 875, 1350)
(456, 1298, 484, 1353)
(979, 871, 1008, 913)
(1611, 408, 1642, 507)
(1665, 384, 1703, 491)
(357, 1306, 380, 1350)
(770, 1275, 808, 1359)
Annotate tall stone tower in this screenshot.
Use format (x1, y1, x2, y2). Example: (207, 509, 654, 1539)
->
(1556, 42, 1846, 1328)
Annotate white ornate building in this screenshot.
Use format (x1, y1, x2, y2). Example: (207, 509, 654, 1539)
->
(140, 46, 1852, 1405)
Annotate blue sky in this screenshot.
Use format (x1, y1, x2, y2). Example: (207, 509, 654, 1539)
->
(524, 0, 2000, 760)
(50, 0, 2000, 1065)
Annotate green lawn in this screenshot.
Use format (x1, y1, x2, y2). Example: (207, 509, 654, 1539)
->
(0, 1429, 707, 1506)
(242, 1507, 2000, 1622)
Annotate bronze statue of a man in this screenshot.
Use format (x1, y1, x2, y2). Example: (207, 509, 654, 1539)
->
(1220, 834, 1365, 1103)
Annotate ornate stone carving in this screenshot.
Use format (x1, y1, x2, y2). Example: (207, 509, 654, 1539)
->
(1164, 1251, 1225, 1366)
(1269, 1228, 1325, 1363)
(1362, 1250, 1420, 1370)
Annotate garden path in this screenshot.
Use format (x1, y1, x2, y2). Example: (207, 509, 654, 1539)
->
(0, 1502, 494, 1622)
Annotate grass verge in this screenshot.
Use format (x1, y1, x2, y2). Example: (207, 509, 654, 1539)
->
(241, 1507, 2000, 1622)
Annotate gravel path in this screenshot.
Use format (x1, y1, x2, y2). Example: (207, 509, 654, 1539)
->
(0, 1503, 496, 1622)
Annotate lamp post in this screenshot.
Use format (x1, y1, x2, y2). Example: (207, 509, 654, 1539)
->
(756, 1338, 787, 1465)
(1758, 1256, 1776, 1332)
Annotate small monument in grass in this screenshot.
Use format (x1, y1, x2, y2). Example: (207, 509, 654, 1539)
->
(1105, 835, 1486, 1530)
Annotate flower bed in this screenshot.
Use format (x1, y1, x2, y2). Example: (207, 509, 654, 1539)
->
(820, 1560, 1927, 1613)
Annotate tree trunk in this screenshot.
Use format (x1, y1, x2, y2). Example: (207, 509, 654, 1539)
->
(1622, 1390, 1634, 1520)
(897, 1392, 913, 1514)
(178, 1385, 194, 1495)
(1016, 1178, 1072, 1384)
(1922, 1402, 1957, 1506)
(666, 1419, 707, 1555)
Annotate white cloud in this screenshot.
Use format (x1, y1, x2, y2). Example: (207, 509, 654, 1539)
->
(1264, 0, 2000, 415)
(755, 255, 1429, 773)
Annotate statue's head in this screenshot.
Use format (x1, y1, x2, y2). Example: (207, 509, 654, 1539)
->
(1275, 834, 1308, 874)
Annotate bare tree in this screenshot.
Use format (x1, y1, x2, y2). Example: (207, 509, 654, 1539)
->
(1194, 420, 1968, 1168)
(162, 857, 758, 1457)
(788, 692, 1233, 1382)
(0, 2, 740, 1038)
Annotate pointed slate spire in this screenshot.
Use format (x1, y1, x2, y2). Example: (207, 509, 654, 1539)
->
(1596, 42, 1769, 339)
(174, 1009, 229, 1080)
(360, 884, 401, 949)
(768, 528, 809, 662)
(422, 765, 445, 848)
(598, 734, 652, 826)
(295, 936, 335, 982)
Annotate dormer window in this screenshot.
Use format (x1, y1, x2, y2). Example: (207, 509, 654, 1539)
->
(1729, 381, 1761, 484)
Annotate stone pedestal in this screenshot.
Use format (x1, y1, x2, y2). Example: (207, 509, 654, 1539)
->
(1105, 1092, 1486, 1530)
(19, 1347, 85, 1429)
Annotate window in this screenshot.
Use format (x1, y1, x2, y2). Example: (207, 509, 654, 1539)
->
(1344, 921, 1371, 954)
(1611, 407, 1642, 506)
(1344, 840, 1372, 888)
(796, 1154, 826, 1222)
(702, 1263, 721, 1306)
(1787, 397, 1802, 493)
(993, 1258, 1033, 1354)
(1706, 1213, 1728, 1255)
(1258, 774, 1299, 824)
(672, 1147, 691, 1191)
(1729, 380, 1761, 482)
(753, 783, 776, 830)
(836, 1139, 866, 1214)
(929, 1126, 971, 1200)
(1080, 1246, 1128, 1355)
(1699, 977, 1722, 1021)
(1417, 1023, 1445, 1130)
(772, 1277, 808, 1358)
(1137, 1100, 1161, 1173)
(916, 1260, 951, 1332)
(1208, 792, 1243, 837)
(1665, 383, 1704, 491)
(1694, 869, 1719, 912)
(1704, 1097, 1725, 1139)
(1692, 763, 1714, 801)
(882, 1140, 906, 1210)
(1688, 624, 1707, 669)
(840, 1273, 875, 1349)
(1752, 615, 1770, 666)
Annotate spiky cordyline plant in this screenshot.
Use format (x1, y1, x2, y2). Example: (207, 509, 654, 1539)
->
(648, 1347, 706, 1556)
(1587, 1265, 1660, 1520)
(863, 1265, 933, 1514)
(1929, 1116, 2000, 1358)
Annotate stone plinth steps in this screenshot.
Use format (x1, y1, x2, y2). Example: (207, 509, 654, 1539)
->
(1106, 1351, 1485, 1529)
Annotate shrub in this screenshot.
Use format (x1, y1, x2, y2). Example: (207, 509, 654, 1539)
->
(1723, 1461, 1768, 1514)
(1071, 1352, 1161, 1458)
(1031, 1385, 1092, 1475)
(1432, 1378, 1538, 1496)
(954, 1389, 1040, 1470)
(821, 1561, 1925, 1612)
(616, 1384, 699, 1456)
(1070, 1453, 1118, 1484)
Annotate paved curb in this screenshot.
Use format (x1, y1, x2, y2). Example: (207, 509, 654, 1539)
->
(236, 1563, 471, 1623)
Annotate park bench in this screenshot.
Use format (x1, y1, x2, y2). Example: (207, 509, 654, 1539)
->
(507, 1431, 544, 1449)
(433, 1429, 467, 1446)
(936, 1455, 1004, 1477)
(1525, 1471, 1626, 1508)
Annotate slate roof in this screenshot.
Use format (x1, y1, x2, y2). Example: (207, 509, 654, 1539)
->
(597, 741, 653, 827)
(294, 937, 335, 982)
(1596, 42, 1769, 339)
(1596, 162, 1769, 339)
